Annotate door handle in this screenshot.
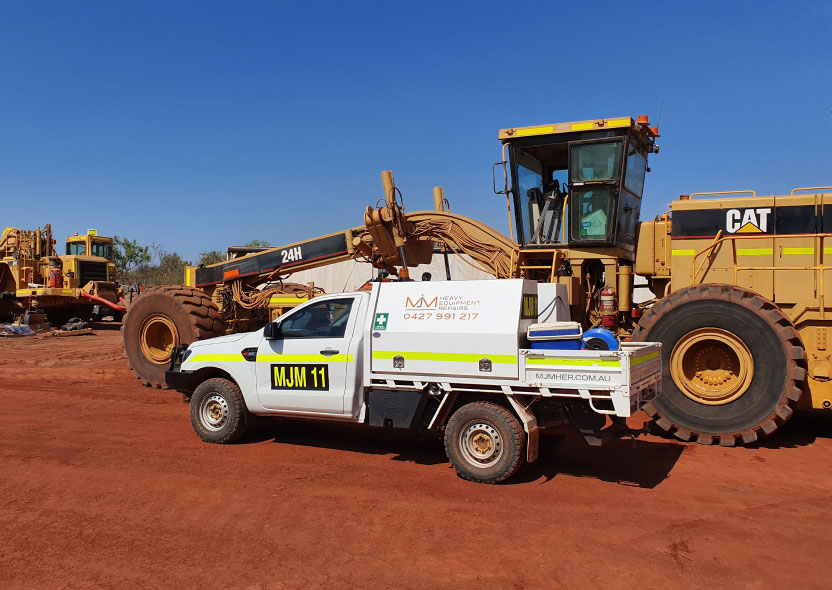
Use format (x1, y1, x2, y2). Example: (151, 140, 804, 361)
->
(320, 348, 339, 356)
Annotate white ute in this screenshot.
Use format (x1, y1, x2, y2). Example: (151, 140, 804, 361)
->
(166, 279, 661, 484)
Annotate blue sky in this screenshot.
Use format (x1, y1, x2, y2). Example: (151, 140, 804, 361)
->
(2, 1, 830, 262)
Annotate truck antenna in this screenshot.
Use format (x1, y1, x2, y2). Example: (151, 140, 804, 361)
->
(657, 93, 667, 126)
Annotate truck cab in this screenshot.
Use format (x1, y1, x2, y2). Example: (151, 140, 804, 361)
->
(166, 280, 662, 484)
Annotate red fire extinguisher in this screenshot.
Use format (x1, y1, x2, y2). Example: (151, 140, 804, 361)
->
(600, 287, 617, 328)
(48, 258, 63, 288)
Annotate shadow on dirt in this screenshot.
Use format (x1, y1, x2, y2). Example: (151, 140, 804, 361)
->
(510, 434, 685, 488)
(241, 419, 685, 487)
(744, 410, 832, 449)
(87, 320, 122, 331)
(243, 419, 448, 466)
(644, 409, 832, 449)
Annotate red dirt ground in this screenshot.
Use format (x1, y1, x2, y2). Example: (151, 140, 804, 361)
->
(2, 326, 832, 589)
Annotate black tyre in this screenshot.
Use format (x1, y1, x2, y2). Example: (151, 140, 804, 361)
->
(122, 286, 224, 388)
(190, 378, 250, 444)
(444, 402, 525, 484)
(632, 284, 806, 446)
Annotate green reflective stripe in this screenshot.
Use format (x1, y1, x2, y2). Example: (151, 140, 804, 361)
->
(671, 249, 695, 256)
(783, 247, 813, 255)
(258, 354, 354, 363)
(737, 248, 773, 256)
(631, 350, 659, 367)
(372, 351, 517, 364)
(526, 357, 620, 367)
(188, 354, 244, 362)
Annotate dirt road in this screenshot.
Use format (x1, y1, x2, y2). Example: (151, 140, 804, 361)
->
(1, 327, 831, 589)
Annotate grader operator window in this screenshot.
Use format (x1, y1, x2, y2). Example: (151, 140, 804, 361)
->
(511, 145, 569, 246)
(91, 241, 113, 260)
(66, 242, 86, 256)
(569, 140, 623, 243)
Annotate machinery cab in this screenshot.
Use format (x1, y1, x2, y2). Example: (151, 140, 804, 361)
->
(66, 229, 114, 261)
(497, 116, 658, 257)
(63, 229, 118, 287)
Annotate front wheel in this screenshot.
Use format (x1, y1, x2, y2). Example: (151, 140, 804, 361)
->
(190, 378, 250, 444)
(444, 402, 525, 484)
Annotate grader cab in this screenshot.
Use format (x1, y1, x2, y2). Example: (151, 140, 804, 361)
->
(494, 116, 658, 329)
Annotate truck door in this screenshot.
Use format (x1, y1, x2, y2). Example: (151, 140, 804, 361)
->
(255, 296, 359, 414)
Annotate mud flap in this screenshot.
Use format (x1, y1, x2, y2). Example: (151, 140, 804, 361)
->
(506, 396, 540, 463)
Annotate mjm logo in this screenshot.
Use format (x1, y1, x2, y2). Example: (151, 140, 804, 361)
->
(405, 295, 438, 309)
(726, 208, 771, 234)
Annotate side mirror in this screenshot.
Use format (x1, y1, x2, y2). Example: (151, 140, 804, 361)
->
(492, 161, 510, 195)
(263, 322, 281, 340)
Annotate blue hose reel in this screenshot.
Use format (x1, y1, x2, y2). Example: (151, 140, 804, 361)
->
(581, 327, 620, 351)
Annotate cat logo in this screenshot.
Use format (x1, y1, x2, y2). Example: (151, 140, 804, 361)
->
(726, 208, 772, 234)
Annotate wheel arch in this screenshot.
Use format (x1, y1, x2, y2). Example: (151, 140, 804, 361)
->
(433, 391, 539, 463)
(183, 366, 240, 395)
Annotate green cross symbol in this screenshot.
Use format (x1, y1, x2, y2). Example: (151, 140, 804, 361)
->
(374, 313, 389, 331)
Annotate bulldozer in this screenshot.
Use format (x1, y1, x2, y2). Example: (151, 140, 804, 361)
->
(0, 226, 125, 325)
(122, 114, 829, 446)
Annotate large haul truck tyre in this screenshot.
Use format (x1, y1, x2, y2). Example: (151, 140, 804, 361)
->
(190, 378, 250, 443)
(122, 286, 224, 388)
(444, 402, 526, 484)
(632, 284, 806, 446)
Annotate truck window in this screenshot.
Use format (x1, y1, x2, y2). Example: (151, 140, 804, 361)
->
(570, 187, 616, 241)
(91, 241, 113, 259)
(570, 141, 622, 182)
(624, 149, 646, 197)
(517, 161, 543, 245)
(66, 242, 86, 256)
(279, 299, 354, 339)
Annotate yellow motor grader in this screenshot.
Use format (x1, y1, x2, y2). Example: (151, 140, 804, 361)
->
(123, 115, 830, 446)
(0, 226, 124, 325)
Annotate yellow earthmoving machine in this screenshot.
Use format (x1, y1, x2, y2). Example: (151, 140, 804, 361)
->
(0, 226, 125, 325)
(122, 114, 829, 446)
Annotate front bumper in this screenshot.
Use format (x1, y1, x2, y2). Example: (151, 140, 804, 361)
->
(165, 369, 196, 392)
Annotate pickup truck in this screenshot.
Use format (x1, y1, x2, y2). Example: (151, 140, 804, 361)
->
(166, 279, 661, 484)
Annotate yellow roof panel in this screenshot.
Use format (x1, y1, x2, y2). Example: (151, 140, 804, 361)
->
(499, 117, 634, 140)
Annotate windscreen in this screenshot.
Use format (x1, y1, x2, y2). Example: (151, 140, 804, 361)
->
(91, 240, 113, 259)
(66, 242, 86, 256)
(570, 141, 622, 182)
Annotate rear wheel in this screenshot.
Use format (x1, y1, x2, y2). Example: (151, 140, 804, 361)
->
(632, 284, 806, 445)
(444, 402, 525, 484)
(122, 286, 224, 388)
(190, 378, 250, 443)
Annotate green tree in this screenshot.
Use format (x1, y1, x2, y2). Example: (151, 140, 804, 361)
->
(135, 245, 192, 286)
(113, 236, 151, 282)
(197, 250, 225, 266)
(244, 239, 271, 248)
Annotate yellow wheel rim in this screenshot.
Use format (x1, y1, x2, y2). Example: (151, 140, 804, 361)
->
(671, 328, 753, 405)
(139, 314, 179, 365)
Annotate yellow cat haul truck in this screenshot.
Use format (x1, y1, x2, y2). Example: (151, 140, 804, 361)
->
(123, 114, 829, 446)
(0, 226, 124, 324)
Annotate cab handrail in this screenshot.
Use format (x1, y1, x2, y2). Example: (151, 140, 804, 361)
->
(687, 190, 757, 199)
(790, 186, 832, 195)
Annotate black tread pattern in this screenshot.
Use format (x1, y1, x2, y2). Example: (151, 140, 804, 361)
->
(632, 283, 807, 446)
(122, 285, 225, 388)
(444, 402, 526, 484)
(190, 377, 250, 444)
